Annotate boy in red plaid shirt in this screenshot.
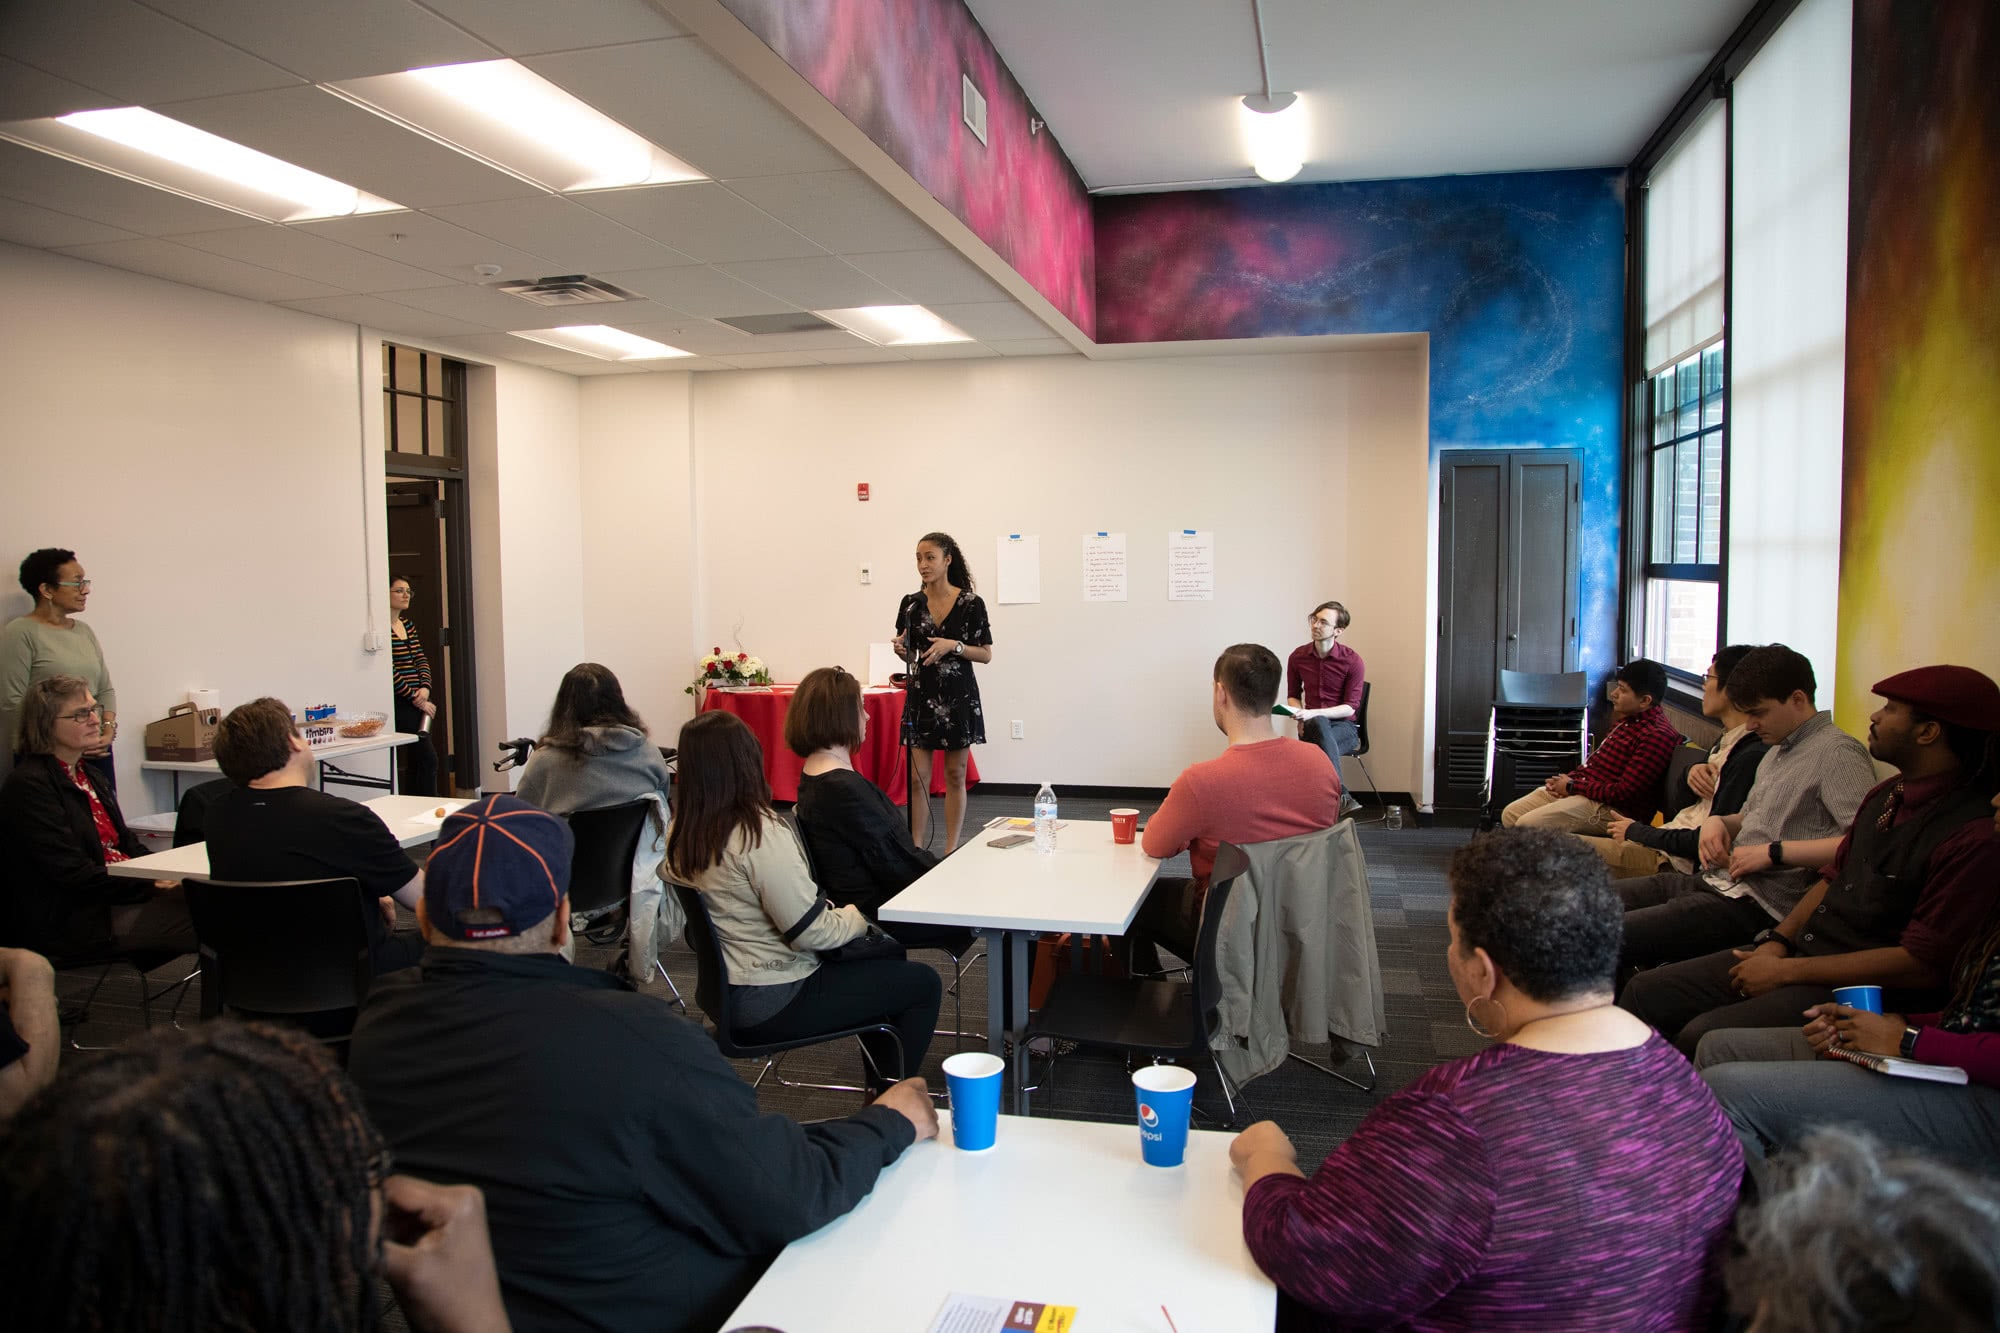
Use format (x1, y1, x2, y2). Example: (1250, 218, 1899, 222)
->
(1503, 658, 1680, 834)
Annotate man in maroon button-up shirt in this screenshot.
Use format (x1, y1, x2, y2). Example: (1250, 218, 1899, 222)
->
(1286, 601, 1366, 772)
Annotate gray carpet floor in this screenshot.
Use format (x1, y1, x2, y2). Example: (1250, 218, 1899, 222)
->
(53, 790, 1474, 1170)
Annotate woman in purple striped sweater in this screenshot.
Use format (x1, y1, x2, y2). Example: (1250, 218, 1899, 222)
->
(1233, 830, 1743, 1331)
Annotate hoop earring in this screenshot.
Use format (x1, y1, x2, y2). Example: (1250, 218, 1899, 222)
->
(1464, 996, 1507, 1041)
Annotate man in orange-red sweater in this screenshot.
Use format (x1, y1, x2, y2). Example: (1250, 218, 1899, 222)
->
(1128, 643, 1344, 972)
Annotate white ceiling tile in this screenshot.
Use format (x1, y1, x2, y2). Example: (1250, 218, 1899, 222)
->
(160, 86, 544, 210)
(0, 0, 302, 103)
(586, 300, 702, 329)
(579, 182, 822, 264)
(276, 293, 490, 335)
(989, 338, 1081, 357)
(901, 342, 996, 360)
(809, 347, 914, 364)
(294, 211, 555, 281)
(562, 361, 660, 375)
(0, 196, 142, 248)
(715, 257, 904, 310)
(0, 56, 120, 120)
(0, 141, 265, 235)
(52, 237, 346, 301)
(592, 265, 796, 318)
(427, 331, 555, 362)
(428, 196, 698, 273)
(719, 352, 827, 369)
(417, 0, 685, 55)
(845, 249, 1014, 305)
(721, 329, 872, 353)
(727, 172, 944, 254)
(596, 319, 756, 356)
(929, 301, 1057, 341)
(386, 284, 595, 331)
(142, 0, 498, 81)
(525, 38, 847, 180)
(171, 225, 445, 292)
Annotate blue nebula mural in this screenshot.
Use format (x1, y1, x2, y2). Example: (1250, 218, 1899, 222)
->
(1096, 169, 1627, 682)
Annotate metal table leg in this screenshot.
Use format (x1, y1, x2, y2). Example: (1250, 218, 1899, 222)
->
(1008, 930, 1032, 1115)
(986, 928, 1007, 1062)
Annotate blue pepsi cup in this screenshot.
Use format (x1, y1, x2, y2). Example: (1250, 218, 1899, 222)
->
(1132, 1065, 1197, 1167)
(1833, 984, 1883, 1014)
(943, 1052, 1003, 1152)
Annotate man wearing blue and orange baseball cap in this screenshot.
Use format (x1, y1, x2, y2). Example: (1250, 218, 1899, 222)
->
(349, 794, 936, 1332)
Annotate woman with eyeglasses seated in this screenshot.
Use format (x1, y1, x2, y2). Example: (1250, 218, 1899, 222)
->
(3, 548, 119, 791)
(1230, 830, 1743, 1331)
(666, 710, 940, 1095)
(786, 666, 973, 955)
(0, 675, 194, 963)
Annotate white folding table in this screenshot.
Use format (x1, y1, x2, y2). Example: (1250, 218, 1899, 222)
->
(104, 794, 472, 880)
(721, 1111, 1274, 1332)
(881, 819, 1162, 1114)
(142, 731, 421, 804)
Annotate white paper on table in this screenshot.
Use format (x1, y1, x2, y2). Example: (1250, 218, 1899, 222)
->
(1167, 529, 1215, 601)
(926, 1291, 1077, 1333)
(995, 533, 1041, 604)
(867, 641, 903, 686)
(1082, 531, 1127, 602)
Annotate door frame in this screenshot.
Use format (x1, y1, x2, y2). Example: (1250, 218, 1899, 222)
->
(385, 455, 479, 794)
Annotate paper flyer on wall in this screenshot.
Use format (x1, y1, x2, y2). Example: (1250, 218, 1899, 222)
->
(995, 533, 1042, 604)
(1083, 531, 1127, 601)
(926, 1292, 1076, 1332)
(1167, 529, 1214, 601)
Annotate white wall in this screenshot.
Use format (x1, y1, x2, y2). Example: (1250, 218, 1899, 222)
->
(0, 242, 391, 814)
(643, 349, 1430, 793)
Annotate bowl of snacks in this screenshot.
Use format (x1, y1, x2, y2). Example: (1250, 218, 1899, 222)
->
(334, 710, 390, 739)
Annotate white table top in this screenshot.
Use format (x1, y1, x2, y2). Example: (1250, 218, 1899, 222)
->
(880, 819, 1163, 935)
(139, 730, 418, 773)
(722, 1111, 1273, 1333)
(105, 794, 472, 879)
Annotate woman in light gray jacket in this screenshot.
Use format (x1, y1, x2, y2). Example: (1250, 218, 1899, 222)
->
(666, 710, 939, 1093)
(516, 663, 677, 982)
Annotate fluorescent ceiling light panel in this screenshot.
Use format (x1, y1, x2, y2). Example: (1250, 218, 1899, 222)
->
(509, 325, 692, 361)
(814, 306, 974, 346)
(1239, 93, 1307, 183)
(0, 108, 402, 222)
(329, 60, 705, 192)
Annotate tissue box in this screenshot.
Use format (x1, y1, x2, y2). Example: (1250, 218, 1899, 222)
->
(143, 703, 220, 762)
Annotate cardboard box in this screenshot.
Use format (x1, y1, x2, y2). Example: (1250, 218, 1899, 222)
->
(143, 703, 220, 762)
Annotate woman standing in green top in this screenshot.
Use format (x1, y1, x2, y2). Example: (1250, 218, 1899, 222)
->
(3, 549, 118, 791)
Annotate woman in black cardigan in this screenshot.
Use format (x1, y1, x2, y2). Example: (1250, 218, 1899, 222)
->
(0, 675, 194, 960)
(785, 667, 972, 955)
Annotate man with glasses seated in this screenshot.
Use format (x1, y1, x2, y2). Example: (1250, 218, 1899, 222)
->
(1286, 601, 1365, 770)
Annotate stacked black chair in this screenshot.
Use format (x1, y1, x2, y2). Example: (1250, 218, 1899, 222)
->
(1484, 669, 1590, 827)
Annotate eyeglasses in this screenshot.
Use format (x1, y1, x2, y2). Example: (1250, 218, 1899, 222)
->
(59, 705, 104, 723)
(53, 579, 92, 590)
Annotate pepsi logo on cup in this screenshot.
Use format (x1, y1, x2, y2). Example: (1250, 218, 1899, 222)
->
(1138, 1102, 1159, 1128)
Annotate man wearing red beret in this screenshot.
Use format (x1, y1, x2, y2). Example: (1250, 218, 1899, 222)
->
(1623, 664, 2000, 1055)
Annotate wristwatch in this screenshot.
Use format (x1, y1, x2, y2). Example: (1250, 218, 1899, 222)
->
(1768, 841, 1786, 866)
(952, 640, 964, 656)
(1751, 928, 1798, 955)
(1900, 1026, 1921, 1059)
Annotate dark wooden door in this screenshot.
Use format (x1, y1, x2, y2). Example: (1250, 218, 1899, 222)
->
(1434, 450, 1581, 808)
(387, 480, 451, 791)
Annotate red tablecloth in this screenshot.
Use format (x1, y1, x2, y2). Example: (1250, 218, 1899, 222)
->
(698, 687, 980, 804)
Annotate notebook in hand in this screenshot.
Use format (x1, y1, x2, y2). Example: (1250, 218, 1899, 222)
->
(1824, 1045, 1970, 1084)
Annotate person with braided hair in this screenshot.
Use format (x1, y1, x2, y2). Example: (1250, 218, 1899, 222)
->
(0, 1019, 508, 1332)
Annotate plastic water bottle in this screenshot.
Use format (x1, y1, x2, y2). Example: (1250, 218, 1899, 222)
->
(1033, 782, 1058, 853)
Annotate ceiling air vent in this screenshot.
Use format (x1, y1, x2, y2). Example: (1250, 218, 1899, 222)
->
(716, 312, 841, 336)
(490, 275, 639, 307)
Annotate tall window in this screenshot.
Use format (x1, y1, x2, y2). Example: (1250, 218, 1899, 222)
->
(383, 344, 465, 460)
(1637, 100, 1727, 678)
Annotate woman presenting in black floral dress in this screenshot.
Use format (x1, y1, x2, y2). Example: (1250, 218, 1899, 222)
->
(892, 531, 993, 851)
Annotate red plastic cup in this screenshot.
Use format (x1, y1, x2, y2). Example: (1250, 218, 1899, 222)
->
(1110, 809, 1139, 844)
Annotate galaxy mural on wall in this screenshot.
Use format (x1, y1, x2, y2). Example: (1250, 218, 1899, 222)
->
(719, 0, 1097, 338)
(1834, 0, 2000, 728)
(1095, 169, 1628, 678)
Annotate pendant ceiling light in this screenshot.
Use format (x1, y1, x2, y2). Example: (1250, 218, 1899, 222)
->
(1239, 0, 1307, 183)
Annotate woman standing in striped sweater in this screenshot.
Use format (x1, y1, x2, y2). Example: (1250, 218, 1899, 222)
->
(389, 577, 438, 797)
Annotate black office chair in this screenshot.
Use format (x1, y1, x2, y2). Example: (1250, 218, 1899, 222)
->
(53, 947, 201, 1049)
(184, 877, 373, 1051)
(1341, 681, 1388, 823)
(564, 800, 684, 1011)
(668, 880, 905, 1096)
(1026, 844, 1251, 1126)
(1654, 742, 1708, 826)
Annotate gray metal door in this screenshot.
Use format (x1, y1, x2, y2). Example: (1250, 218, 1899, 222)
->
(1434, 450, 1581, 808)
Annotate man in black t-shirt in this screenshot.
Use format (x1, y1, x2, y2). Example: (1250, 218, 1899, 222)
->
(204, 698, 424, 975)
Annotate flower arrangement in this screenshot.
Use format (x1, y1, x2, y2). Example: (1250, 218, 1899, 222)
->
(686, 647, 773, 695)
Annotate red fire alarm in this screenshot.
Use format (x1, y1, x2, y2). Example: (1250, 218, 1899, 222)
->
(857, 482, 870, 501)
